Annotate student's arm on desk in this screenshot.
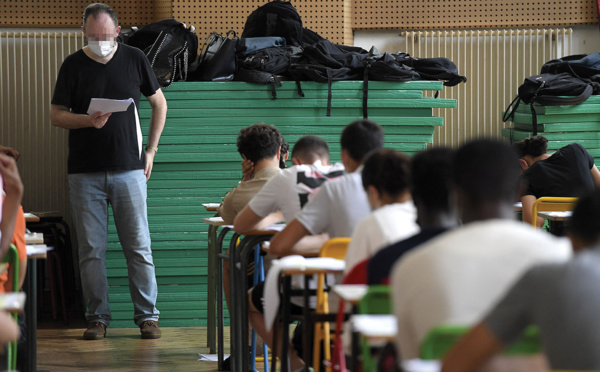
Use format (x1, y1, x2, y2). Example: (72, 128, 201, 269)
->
(441, 323, 504, 372)
(269, 219, 311, 256)
(591, 165, 600, 187)
(521, 195, 544, 228)
(50, 104, 112, 130)
(233, 206, 284, 234)
(0, 310, 19, 345)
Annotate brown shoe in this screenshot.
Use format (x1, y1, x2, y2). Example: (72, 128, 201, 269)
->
(140, 320, 161, 339)
(83, 321, 107, 340)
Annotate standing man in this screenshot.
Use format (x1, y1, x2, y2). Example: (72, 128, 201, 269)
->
(50, 3, 167, 340)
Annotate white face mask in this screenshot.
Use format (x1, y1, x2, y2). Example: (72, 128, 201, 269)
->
(88, 40, 115, 57)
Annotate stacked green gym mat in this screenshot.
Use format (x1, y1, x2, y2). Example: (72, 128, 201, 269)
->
(502, 95, 600, 167)
(105, 80, 456, 327)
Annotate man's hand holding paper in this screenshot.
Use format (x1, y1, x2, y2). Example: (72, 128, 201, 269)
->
(86, 98, 134, 129)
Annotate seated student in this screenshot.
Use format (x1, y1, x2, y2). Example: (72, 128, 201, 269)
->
(443, 188, 600, 372)
(269, 119, 385, 254)
(249, 119, 384, 372)
(344, 149, 418, 274)
(513, 135, 600, 227)
(234, 135, 345, 251)
(0, 205, 27, 293)
(218, 122, 287, 225)
(368, 147, 457, 285)
(0, 154, 23, 257)
(390, 139, 571, 359)
(0, 154, 23, 348)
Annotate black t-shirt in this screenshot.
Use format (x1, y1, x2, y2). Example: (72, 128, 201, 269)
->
(522, 143, 595, 198)
(51, 44, 160, 174)
(367, 227, 448, 285)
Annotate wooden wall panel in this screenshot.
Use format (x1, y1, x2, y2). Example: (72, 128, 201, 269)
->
(1, 0, 154, 27)
(172, 0, 352, 46)
(2, 0, 352, 45)
(352, 0, 598, 30)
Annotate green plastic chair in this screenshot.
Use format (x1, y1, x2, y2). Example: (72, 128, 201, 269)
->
(420, 324, 541, 360)
(357, 285, 392, 372)
(2, 244, 19, 371)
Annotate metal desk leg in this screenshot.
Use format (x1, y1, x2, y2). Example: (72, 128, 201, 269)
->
(207, 224, 218, 353)
(24, 257, 37, 372)
(216, 227, 232, 370)
(303, 275, 311, 372)
(229, 233, 241, 372)
(281, 275, 292, 372)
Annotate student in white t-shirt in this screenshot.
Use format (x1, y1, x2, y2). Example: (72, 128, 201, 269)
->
(250, 120, 384, 372)
(345, 149, 419, 274)
(234, 135, 345, 253)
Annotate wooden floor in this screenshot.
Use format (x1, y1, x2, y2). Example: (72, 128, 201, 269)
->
(37, 326, 235, 372)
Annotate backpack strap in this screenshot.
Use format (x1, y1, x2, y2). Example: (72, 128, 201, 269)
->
(530, 103, 538, 136)
(295, 80, 305, 97)
(326, 68, 333, 117)
(363, 63, 369, 119)
(502, 95, 522, 123)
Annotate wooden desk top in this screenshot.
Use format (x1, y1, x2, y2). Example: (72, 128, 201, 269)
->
(202, 217, 231, 227)
(24, 213, 40, 222)
(351, 314, 397, 341)
(332, 284, 369, 304)
(538, 211, 572, 221)
(202, 203, 221, 212)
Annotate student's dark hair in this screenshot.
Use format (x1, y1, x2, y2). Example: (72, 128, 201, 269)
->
(83, 3, 118, 29)
(453, 139, 520, 204)
(411, 147, 455, 212)
(340, 119, 384, 162)
(279, 139, 289, 169)
(291, 135, 330, 164)
(512, 135, 548, 158)
(568, 188, 600, 245)
(361, 149, 411, 198)
(236, 123, 283, 164)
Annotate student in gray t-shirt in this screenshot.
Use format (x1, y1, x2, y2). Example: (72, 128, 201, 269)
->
(442, 188, 600, 372)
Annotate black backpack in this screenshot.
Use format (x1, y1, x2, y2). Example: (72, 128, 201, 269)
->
(126, 19, 198, 87)
(396, 55, 467, 86)
(235, 46, 303, 99)
(503, 72, 599, 135)
(290, 40, 369, 116)
(541, 53, 600, 79)
(242, 1, 303, 47)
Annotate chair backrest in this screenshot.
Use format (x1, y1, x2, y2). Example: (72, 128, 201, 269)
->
(1, 244, 19, 292)
(319, 237, 351, 259)
(343, 258, 368, 285)
(358, 285, 391, 315)
(531, 197, 578, 227)
(420, 324, 541, 360)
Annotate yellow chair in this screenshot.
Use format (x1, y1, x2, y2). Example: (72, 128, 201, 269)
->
(2, 244, 20, 371)
(313, 237, 351, 372)
(531, 197, 578, 227)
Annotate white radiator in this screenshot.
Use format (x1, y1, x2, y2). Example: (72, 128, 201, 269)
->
(400, 29, 573, 147)
(0, 31, 83, 215)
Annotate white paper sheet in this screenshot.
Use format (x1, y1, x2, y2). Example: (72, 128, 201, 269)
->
(87, 98, 134, 115)
(197, 353, 229, 362)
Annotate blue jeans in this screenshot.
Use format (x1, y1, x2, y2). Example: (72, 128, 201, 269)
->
(69, 170, 159, 326)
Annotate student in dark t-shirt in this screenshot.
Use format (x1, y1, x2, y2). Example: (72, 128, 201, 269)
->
(514, 135, 600, 227)
(368, 147, 457, 285)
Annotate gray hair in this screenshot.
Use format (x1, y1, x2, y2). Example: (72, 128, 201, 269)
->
(83, 3, 118, 29)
